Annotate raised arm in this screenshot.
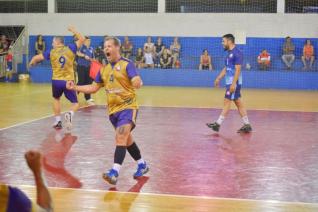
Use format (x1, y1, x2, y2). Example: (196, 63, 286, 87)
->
(68, 26, 85, 49)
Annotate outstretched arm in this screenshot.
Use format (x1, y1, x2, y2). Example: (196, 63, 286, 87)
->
(66, 81, 102, 94)
(29, 54, 45, 67)
(68, 26, 85, 49)
(25, 150, 52, 210)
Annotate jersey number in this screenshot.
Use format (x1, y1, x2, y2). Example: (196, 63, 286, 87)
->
(59, 56, 66, 68)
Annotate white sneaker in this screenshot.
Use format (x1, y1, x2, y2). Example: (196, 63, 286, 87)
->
(86, 98, 95, 106)
(64, 112, 72, 133)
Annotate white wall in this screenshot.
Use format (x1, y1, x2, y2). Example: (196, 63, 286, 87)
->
(0, 13, 317, 38)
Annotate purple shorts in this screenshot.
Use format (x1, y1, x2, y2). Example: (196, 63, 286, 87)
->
(225, 84, 242, 100)
(109, 109, 138, 131)
(52, 80, 78, 103)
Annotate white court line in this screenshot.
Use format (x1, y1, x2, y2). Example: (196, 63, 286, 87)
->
(0, 105, 93, 131)
(17, 184, 318, 207)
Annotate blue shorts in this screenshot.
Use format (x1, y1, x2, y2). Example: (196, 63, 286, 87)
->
(109, 109, 138, 131)
(6, 62, 12, 71)
(52, 80, 78, 103)
(225, 84, 242, 100)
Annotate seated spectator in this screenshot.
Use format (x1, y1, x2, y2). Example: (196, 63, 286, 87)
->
(1, 35, 10, 53)
(160, 48, 172, 69)
(257, 49, 271, 70)
(282, 36, 295, 70)
(170, 37, 181, 68)
(154, 37, 165, 68)
(35, 35, 46, 55)
(301, 39, 315, 70)
(144, 46, 154, 68)
(199, 49, 213, 71)
(0, 150, 52, 211)
(135, 48, 144, 69)
(121, 36, 133, 59)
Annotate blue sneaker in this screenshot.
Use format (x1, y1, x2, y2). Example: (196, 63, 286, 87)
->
(102, 169, 119, 185)
(133, 162, 149, 179)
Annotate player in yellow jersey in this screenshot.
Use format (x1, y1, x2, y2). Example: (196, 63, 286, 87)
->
(29, 26, 85, 131)
(66, 37, 149, 185)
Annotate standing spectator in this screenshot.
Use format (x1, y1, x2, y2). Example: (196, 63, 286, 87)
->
(121, 36, 133, 59)
(76, 36, 95, 105)
(257, 49, 271, 70)
(35, 35, 46, 55)
(301, 39, 315, 70)
(170, 37, 181, 68)
(143, 46, 155, 69)
(160, 48, 172, 69)
(144, 36, 155, 54)
(154, 37, 165, 68)
(135, 48, 144, 68)
(282, 36, 295, 70)
(199, 49, 213, 71)
(5, 48, 13, 82)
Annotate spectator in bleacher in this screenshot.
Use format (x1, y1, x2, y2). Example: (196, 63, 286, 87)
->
(154, 37, 165, 67)
(135, 47, 144, 69)
(76, 36, 95, 105)
(35, 35, 46, 55)
(199, 49, 213, 71)
(301, 39, 315, 70)
(170, 37, 181, 68)
(257, 49, 271, 70)
(282, 36, 295, 70)
(121, 36, 133, 59)
(160, 48, 172, 69)
(144, 36, 155, 54)
(144, 46, 155, 68)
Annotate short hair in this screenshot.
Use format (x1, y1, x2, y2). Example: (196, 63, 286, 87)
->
(286, 36, 291, 39)
(54, 36, 64, 44)
(223, 34, 235, 43)
(85, 36, 90, 40)
(105, 36, 121, 47)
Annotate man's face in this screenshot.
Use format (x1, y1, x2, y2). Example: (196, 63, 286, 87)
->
(147, 37, 151, 43)
(286, 38, 291, 43)
(52, 38, 59, 48)
(104, 39, 120, 62)
(84, 39, 91, 47)
(222, 38, 230, 50)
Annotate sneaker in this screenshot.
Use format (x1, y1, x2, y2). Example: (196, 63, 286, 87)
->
(102, 169, 119, 185)
(133, 162, 149, 179)
(64, 112, 72, 132)
(53, 121, 62, 129)
(237, 124, 252, 133)
(86, 99, 95, 106)
(206, 122, 220, 132)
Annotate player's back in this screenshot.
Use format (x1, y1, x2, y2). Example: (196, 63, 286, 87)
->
(45, 43, 77, 81)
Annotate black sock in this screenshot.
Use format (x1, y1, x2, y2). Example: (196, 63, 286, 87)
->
(127, 142, 142, 161)
(114, 146, 127, 165)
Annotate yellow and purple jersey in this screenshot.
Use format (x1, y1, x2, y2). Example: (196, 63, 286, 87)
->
(94, 57, 139, 115)
(0, 184, 38, 212)
(43, 44, 77, 81)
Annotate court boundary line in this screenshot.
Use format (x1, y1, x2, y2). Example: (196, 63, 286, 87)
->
(18, 184, 318, 207)
(0, 105, 94, 131)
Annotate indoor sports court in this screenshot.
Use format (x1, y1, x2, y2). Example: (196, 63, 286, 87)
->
(1, 1, 318, 211)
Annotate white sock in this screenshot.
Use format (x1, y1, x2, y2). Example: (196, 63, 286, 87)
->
(112, 163, 121, 173)
(137, 158, 145, 165)
(69, 111, 74, 117)
(242, 116, 250, 125)
(216, 115, 225, 125)
(55, 116, 61, 122)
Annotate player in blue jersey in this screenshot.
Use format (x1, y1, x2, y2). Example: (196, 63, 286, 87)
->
(207, 34, 252, 133)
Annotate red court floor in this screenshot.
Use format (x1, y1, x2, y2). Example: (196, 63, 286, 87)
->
(0, 106, 317, 203)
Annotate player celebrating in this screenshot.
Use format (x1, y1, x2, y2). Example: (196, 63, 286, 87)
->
(66, 36, 149, 185)
(29, 26, 85, 131)
(207, 34, 252, 133)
